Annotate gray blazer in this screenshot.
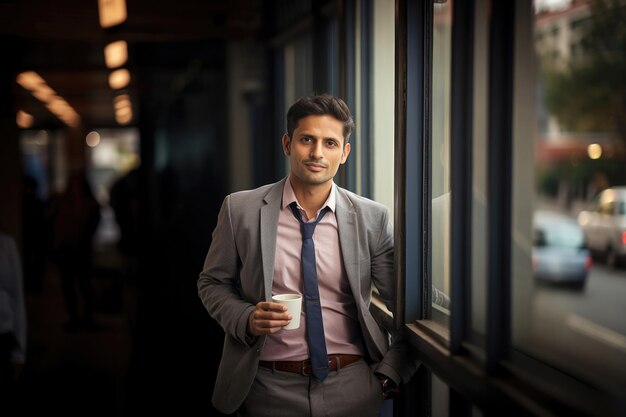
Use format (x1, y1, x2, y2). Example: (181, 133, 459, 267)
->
(197, 178, 418, 414)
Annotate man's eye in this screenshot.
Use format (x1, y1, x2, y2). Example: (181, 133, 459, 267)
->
(326, 140, 337, 147)
(301, 137, 312, 143)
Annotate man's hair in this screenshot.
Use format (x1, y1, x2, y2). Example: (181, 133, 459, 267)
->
(286, 94, 355, 144)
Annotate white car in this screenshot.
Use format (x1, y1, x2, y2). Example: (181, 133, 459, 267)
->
(577, 187, 626, 268)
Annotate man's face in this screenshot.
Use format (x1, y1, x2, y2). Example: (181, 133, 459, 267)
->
(282, 114, 351, 189)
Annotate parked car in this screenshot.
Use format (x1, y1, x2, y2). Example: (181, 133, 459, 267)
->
(577, 187, 626, 268)
(532, 210, 592, 289)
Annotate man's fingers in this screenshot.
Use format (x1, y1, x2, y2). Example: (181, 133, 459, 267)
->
(253, 310, 292, 321)
(255, 319, 291, 329)
(257, 301, 289, 312)
(252, 319, 291, 335)
(247, 302, 294, 336)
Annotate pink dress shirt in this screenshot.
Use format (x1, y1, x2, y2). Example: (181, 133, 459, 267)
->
(260, 177, 365, 361)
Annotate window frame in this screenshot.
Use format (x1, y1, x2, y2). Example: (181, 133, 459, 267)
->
(389, 0, 626, 416)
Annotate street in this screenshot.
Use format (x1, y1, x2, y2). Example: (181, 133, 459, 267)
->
(525, 263, 626, 396)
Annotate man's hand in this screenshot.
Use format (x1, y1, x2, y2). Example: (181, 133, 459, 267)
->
(247, 301, 293, 336)
(376, 372, 399, 400)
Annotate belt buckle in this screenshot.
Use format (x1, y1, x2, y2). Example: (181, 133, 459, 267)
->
(301, 359, 312, 376)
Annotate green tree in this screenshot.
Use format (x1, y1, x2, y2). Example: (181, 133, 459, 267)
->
(544, 0, 626, 143)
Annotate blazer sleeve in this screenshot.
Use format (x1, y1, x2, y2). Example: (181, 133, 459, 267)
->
(370, 206, 420, 385)
(197, 195, 255, 346)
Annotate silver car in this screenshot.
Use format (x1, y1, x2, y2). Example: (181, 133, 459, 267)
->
(577, 187, 626, 268)
(533, 210, 592, 289)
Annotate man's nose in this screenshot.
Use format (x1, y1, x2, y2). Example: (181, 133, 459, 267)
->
(310, 141, 323, 160)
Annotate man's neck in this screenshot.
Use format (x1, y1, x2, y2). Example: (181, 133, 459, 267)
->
(289, 177, 333, 219)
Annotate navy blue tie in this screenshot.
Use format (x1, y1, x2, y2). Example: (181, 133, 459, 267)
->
(289, 202, 330, 381)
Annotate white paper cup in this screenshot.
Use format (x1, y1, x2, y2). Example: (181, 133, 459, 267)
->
(271, 294, 302, 330)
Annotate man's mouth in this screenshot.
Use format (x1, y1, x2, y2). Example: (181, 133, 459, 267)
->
(305, 162, 326, 171)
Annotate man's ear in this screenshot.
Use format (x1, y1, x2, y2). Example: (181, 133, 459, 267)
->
(282, 134, 291, 156)
(340, 142, 351, 164)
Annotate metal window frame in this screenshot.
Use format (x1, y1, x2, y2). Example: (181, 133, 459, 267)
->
(339, 0, 358, 192)
(269, 0, 626, 415)
(485, 0, 514, 374)
(449, 0, 474, 356)
(395, 0, 431, 330)
(395, 0, 626, 416)
(358, 0, 373, 198)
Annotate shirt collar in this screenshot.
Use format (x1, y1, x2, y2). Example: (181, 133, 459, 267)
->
(282, 175, 336, 214)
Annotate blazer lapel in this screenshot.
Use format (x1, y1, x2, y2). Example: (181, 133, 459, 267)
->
(260, 178, 286, 301)
(335, 187, 360, 298)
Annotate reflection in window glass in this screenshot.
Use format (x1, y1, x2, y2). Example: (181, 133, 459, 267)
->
(513, 0, 626, 393)
(431, 1, 452, 323)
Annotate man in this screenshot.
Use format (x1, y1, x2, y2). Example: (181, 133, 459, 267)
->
(198, 94, 419, 417)
(0, 230, 27, 403)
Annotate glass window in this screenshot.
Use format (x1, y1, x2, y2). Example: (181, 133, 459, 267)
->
(513, 0, 626, 394)
(551, 26, 559, 37)
(472, 0, 490, 337)
(371, 0, 395, 212)
(431, 0, 452, 323)
(570, 16, 590, 31)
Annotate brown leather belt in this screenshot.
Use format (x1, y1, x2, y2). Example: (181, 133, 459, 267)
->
(258, 354, 362, 376)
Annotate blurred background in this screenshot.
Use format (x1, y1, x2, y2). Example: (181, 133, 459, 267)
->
(0, 0, 625, 416)
(0, 1, 325, 415)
